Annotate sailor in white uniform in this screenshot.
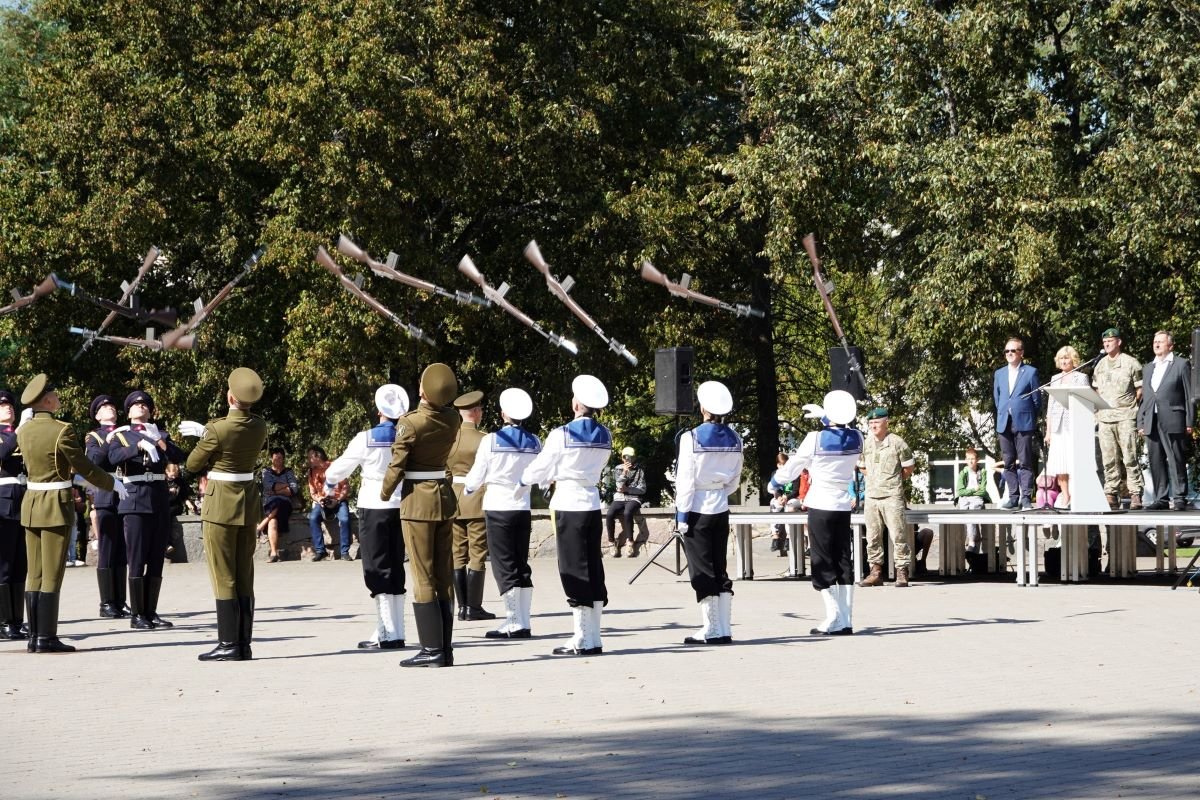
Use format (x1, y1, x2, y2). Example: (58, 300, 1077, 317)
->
(674, 381, 743, 645)
(774, 390, 862, 636)
(325, 384, 410, 649)
(463, 388, 542, 639)
(521, 375, 611, 656)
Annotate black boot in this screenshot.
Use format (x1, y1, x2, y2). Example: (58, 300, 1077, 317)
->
(34, 592, 75, 653)
(25, 592, 37, 652)
(463, 568, 496, 620)
(128, 577, 154, 629)
(113, 564, 129, 617)
(96, 568, 123, 618)
(439, 597, 455, 666)
(145, 576, 173, 628)
(0, 585, 19, 640)
(237, 596, 254, 660)
(453, 568, 468, 620)
(400, 602, 446, 667)
(198, 600, 241, 661)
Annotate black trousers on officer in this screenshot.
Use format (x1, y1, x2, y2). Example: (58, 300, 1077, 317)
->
(682, 510, 732, 602)
(486, 510, 532, 595)
(807, 507, 853, 591)
(124, 509, 170, 580)
(0, 517, 27, 585)
(95, 508, 127, 570)
(358, 508, 406, 596)
(555, 509, 606, 607)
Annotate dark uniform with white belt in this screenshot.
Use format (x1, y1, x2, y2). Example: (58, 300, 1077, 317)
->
(17, 374, 122, 653)
(381, 363, 461, 668)
(448, 390, 494, 621)
(0, 389, 29, 640)
(107, 390, 185, 629)
(85, 394, 127, 619)
(184, 368, 268, 662)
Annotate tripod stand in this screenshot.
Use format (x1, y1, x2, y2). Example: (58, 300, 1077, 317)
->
(628, 516, 688, 584)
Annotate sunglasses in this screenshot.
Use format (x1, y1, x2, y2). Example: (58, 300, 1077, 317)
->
(1004, 349, 1022, 354)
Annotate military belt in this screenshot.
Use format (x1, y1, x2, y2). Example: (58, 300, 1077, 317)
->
(405, 471, 446, 481)
(0, 476, 26, 486)
(208, 471, 255, 482)
(27, 480, 72, 491)
(122, 473, 166, 483)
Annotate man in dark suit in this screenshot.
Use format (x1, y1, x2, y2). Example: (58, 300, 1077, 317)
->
(993, 337, 1041, 510)
(1136, 331, 1194, 510)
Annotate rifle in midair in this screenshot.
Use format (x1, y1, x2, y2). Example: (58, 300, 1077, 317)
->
(0, 275, 58, 317)
(802, 233, 866, 395)
(315, 246, 433, 345)
(71, 245, 163, 360)
(334, 235, 489, 307)
(157, 247, 265, 351)
(522, 240, 637, 366)
(640, 260, 765, 319)
(456, 254, 578, 355)
(69, 326, 190, 352)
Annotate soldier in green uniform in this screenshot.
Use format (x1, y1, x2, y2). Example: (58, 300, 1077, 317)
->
(183, 368, 268, 662)
(381, 363, 461, 668)
(1092, 327, 1144, 509)
(17, 374, 126, 653)
(858, 407, 916, 588)
(448, 390, 494, 621)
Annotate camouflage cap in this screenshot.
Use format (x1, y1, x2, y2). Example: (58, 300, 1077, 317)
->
(453, 390, 484, 410)
(420, 363, 458, 407)
(20, 373, 54, 406)
(228, 367, 264, 405)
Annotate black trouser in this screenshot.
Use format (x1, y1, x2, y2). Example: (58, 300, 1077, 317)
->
(124, 509, 170, 580)
(0, 517, 27, 585)
(486, 510, 532, 595)
(358, 508, 406, 596)
(1146, 416, 1190, 504)
(95, 508, 126, 570)
(807, 508, 853, 591)
(605, 500, 641, 544)
(555, 509, 606, 607)
(682, 510, 732, 602)
(998, 426, 1037, 501)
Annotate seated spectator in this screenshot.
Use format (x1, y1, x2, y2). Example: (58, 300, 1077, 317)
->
(305, 445, 351, 562)
(606, 446, 646, 557)
(259, 447, 299, 563)
(955, 447, 990, 556)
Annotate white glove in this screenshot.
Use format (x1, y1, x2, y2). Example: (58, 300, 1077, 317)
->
(112, 480, 130, 501)
(178, 420, 207, 438)
(137, 439, 161, 462)
(18, 408, 32, 429)
(677, 521, 689, 534)
(140, 422, 162, 441)
(802, 403, 825, 419)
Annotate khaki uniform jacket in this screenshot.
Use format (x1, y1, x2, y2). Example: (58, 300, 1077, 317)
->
(447, 421, 486, 519)
(862, 432, 914, 500)
(381, 401, 461, 521)
(17, 411, 115, 528)
(1092, 352, 1142, 422)
(184, 409, 269, 528)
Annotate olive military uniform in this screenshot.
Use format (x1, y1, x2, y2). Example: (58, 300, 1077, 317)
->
(185, 368, 268, 662)
(862, 430, 915, 573)
(1092, 349, 1143, 503)
(448, 389, 492, 621)
(18, 375, 117, 653)
(381, 363, 460, 668)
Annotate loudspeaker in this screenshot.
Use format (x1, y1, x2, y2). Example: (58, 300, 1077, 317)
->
(1192, 328, 1200, 397)
(830, 346, 867, 400)
(655, 347, 695, 416)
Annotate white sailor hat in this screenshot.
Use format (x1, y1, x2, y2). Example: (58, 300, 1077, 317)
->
(696, 381, 733, 416)
(571, 374, 608, 410)
(822, 390, 857, 425)
(499, 388, 533, 421)
(374, 384, 410, 419)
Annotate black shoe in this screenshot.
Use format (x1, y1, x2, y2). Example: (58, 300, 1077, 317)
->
(131, 615, 155, 630)
(812, 627, 853, 636)
(380, 639, 405, 649)
(197, 643, 242, 662)
(463, 606, 497, 621)
(312, 551, 327, 562)
(1145, 500, 1169, 510)
(485, 628, 531, 639)
(98, 603, 127, 619)
(34, 636, 76, 653)
(551, 646, 602, 656)
(1171, 501, 1189, 511)
(400, 647, 447, 667)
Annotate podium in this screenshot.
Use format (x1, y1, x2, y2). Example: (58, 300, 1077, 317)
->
(1043, 384, 1112, 513)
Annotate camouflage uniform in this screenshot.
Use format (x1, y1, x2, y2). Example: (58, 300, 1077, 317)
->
(1092, 352, 1143, 499)
(863, 432, 914, 570)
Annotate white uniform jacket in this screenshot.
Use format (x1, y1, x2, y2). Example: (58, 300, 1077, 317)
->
(463, 425, 542, 511)
(521, 417, 611, 512)
(325, 421, 402, 510)
(674, 422, 743, 523)
(775, 425, 864, 512)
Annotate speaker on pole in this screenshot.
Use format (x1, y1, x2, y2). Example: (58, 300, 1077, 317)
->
(655, 347, 695, 416)
(830, 346, 867, 401)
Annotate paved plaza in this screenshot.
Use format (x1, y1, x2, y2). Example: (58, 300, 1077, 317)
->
(4, 546, 1198, 799)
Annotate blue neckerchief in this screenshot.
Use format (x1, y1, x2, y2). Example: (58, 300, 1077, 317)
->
(816, 426, 863, 456)
(494, 425, 541, 454)
(563, 417, 611, 449)
(368, 421, 397, 448)
(693, 422, 741, 452)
